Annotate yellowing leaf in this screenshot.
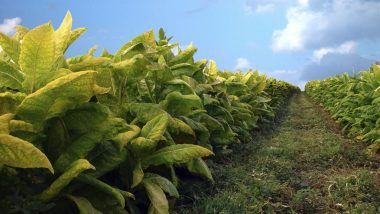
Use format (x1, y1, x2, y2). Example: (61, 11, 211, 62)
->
(143, 177, 169, 214)
(69, 56, 111, 72)
(0, 32, 20, 63)
(112, 125, 141, 149)
(142, 144, 213, 168)
(0, 92, 26, 114)
(55, 11, 73, 59)
(130, 137, 157, 154)
(19, 23, 56, 92)
(16, 71, 109, 131)
(0, 134, 53, 173)
(66, 27, 87, 52)
(13, 25, 29, 41)
(208, 60, 218, 76)
(141, 114, 169, 141)
(114, 30, 156, 61)
(0, 113, 13, 134)
(0, 60, 24, 90)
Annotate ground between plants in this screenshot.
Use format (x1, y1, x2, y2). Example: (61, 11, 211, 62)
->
(175, 93, 380, 214)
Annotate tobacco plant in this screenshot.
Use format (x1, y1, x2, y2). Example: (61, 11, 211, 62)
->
(306, 65, 380, 154)
(0, 12, 298, 213)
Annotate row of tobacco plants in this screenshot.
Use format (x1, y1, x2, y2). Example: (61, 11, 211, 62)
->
(306, 64, 380, 155)
(0, 12, 299, 213)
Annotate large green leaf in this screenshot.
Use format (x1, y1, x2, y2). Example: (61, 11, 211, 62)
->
(194, 112, 224, 133)
(179, 116, 210, 148)
(43, 118, 68, 162)
(146, 55, 174, 83)
(115, 42, 147, 60)
(76, 174, 125, 208)
(126, 103, 167, 123)
(129, 137, 157, 155)
(112, 54, 150, 82)
(0, 134, 53, 173)
(114, 30, 156, 61)
(66, 194, 102, 214)
(86, 141, 128, 178)
(169, 43, 197, 66)
(170, 63, 199, 77)
(142, 144, 213, 168)
(162, 79, 196, 96)
(161, 91, 203, 117)
(0, 60, 24, 90)
(168, 117, 196, 144)
(53, 103, 127, 172)
(19, 23, 56, 92)
(39, 159, 95, 201)
(141, 113, 169, 141)
(52, 132, 104, 172)
(16, 71, 109, 131)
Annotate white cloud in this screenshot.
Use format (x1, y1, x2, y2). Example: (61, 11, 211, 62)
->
(234, 57, 251, 70)
(272, 3, 325, 52)
(266, 69, 300, 80)
(255, 4, 275, 13)
(244, 0, 290, 15)
(0, 17, 22, 35)
(264, 69, 305, 89)
(272, 0, 380, 52)
(312, 41, 356, 63)
(244, 3, 255, 15)
(298, 0, 309, 7)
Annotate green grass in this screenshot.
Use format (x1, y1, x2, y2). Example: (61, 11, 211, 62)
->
(175, 93, 380, 214)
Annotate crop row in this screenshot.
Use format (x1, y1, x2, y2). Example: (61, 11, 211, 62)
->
(0, 12, 298, 213)
(305, 64, 380, 154)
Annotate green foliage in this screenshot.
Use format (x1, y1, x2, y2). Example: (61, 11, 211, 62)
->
(305, 65, 380, 154)
(39, 159, 95, 201)
(0, 11, 298, 213)
(66, 195, 102, 214)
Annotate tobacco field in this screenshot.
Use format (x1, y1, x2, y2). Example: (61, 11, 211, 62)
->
(0, 12, 299, 213)
(1, 12, 379, 214)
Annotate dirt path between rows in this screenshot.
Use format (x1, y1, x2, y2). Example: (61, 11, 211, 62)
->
(176, 93, 380, 214)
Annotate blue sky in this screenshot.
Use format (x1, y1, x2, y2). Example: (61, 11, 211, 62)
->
(1, 0, 380, 89)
